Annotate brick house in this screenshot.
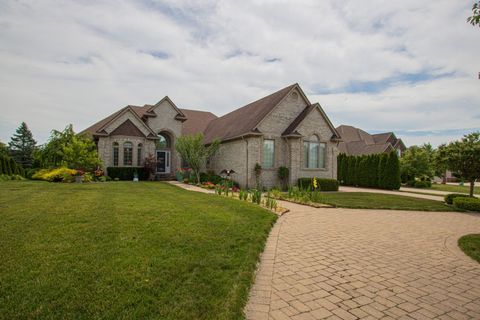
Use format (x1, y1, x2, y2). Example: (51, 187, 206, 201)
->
(82, 83, 341, 187)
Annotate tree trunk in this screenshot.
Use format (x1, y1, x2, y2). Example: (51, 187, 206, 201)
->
(442, 170, 447, 184)
(196, 171, 201, 185)
(470, 180, 475, 197)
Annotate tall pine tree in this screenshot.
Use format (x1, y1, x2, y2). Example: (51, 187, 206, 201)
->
(8, 122, 36, 168)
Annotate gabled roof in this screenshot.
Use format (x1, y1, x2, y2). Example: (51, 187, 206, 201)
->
(372, 132, 393, 144)
(282, 103, 340, 140)
(148, 96, 187, 121)
(336, 125, 405, 156)
(203, 83, 298, 143)
(81, 105, 157, 138)
(180, 109, 218, 135)
(110, 119, 147, 137)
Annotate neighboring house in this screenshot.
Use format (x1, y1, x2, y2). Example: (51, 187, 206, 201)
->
(336, 125, 406, 157)
(82, 83, 341, 187)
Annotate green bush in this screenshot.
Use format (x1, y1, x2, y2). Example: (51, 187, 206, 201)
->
(414, 180, 431, 188)
(444, 193, 474, 205)
(32, 167, 77, 182)
(297, 178, 339, 191)
(106, 167, 148, 181)
(453, 197, 480, 212)
(337, 152, 400, 190)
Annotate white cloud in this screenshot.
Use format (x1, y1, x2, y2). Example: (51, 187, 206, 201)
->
(0, 0, 478, 147)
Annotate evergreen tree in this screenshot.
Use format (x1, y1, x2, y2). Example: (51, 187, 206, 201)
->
(378, 154, 387, 189)
(5, 157, 12, 175)
(341, 154, 348, 185)
(371, 155, 380, 188)
(337, 154, 343, 183)
(385, 151, 401, 190)
(8, 122, 36, 168)
(0, 156, 3, 174)
(347, 156, 356, 186)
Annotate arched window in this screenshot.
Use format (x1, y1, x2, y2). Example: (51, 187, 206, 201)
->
(156, 133, 170, 149)
(123, 142, 133, 166)
(303, 135, 326, 169)
(113, 142, 119, 166)
(137, 143, 143, 166)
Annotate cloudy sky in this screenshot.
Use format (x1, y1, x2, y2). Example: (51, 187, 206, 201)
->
(1, 0, 479, 146)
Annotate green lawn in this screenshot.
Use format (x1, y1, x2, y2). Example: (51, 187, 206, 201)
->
(458, 234, 480, 263)
(0, 181, 276, 320)
(430, 183, 479, 195)
(315, 192, 458, 211)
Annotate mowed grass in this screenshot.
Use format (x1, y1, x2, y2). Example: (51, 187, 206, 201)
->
(430, 183, 479, 195)
(317, 192, 458, 211)
(458, 234, 480, 263)
(0, 181, 277, 320)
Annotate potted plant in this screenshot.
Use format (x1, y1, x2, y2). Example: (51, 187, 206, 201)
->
(175, 168, 184, 182)
(74, 169, 84, 183)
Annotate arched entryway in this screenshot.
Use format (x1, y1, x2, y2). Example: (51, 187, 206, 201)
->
(156, 131, 173, 174)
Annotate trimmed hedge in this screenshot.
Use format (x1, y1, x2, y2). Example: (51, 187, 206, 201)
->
(337, 151, 400, 190)
(107, 167, 148, 180)
(0, 155, 24, 177)
(453, 197, 480, 212)
(445, 193, 475, 205)
(298, 178, 339, 191)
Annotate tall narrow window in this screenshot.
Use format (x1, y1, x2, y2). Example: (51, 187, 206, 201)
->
(137, 143, 143, 166)
(303, 136, 326, 169)
(113, 142, 119, 166)
(263, 139, 275, 168)
(123, 142, 133, 166)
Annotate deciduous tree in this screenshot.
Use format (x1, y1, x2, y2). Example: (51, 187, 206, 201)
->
(175, 133, 220, 184)
(445, 132, 480, 197)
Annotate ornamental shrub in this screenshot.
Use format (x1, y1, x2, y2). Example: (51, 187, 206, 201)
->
(453, 197, 480, 212)
(444, 193, 474, 205)
(32, 167, 77, 182)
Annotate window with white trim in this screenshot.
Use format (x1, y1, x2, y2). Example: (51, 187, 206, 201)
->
(123, 142, 133, 166)
(137, 143, 143, 166)
(303, 135, 326, 169)
(113, 142, 119, 166)
(263, 139, 275, 168)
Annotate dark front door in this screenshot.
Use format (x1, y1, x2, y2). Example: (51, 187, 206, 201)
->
(156, 151, 166, 173)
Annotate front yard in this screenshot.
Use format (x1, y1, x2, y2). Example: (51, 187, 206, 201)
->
(430, 183, 479, 195)
(0, 181, 276, 320)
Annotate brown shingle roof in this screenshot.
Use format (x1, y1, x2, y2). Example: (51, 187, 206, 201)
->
(203, 84, 297, 143)
(180, 109, 218, 135)
(336, 125, 402, 156)
(282, 103, 340, 139)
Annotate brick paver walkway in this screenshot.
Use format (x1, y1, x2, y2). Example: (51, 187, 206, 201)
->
(246, 201, 480, 319)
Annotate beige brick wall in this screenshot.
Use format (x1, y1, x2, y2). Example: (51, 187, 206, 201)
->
(99, 136, 155, 173)
(296, 107, 338, 181)
(146, 99, 183, 172)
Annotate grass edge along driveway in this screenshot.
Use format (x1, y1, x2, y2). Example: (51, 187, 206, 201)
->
(298, 192, 459, 211)
(0, 181, 277, 320)
(458, 234, 480, 263)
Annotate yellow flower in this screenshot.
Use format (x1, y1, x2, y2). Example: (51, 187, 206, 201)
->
(313, 177, 318, 189)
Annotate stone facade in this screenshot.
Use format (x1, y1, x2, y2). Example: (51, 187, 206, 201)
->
(208, 89, 338, 188)
(88, 84, 339, 186)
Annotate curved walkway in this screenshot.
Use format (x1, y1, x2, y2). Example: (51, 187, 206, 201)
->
(246, 200, 480, 320)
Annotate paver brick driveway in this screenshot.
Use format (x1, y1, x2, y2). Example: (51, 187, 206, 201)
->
(246, 202, 480, 320)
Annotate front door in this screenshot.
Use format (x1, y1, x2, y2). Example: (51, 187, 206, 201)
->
(156, 151, 171, 173)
